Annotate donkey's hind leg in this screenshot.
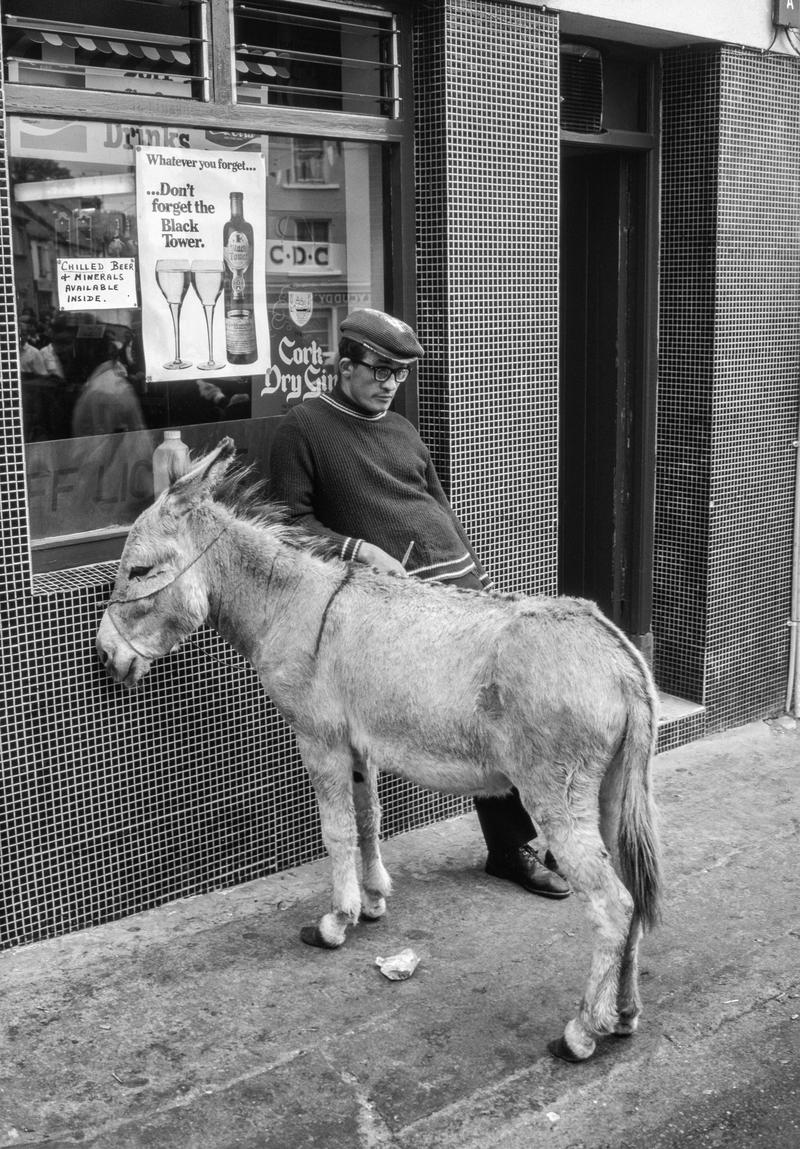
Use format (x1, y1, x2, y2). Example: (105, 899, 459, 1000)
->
(598, 760, 644, 1037)
(520, 787, 634, 1061)
(615, 913, 644, 1036)
(351, 747, 392, 921)
(296, 737, 362, 949)
(553, 843, 634, 1061)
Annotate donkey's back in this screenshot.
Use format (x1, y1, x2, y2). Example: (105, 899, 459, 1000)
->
(309, 576, 653, 794)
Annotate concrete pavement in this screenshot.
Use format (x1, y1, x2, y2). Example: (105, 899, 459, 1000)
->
(1, 718, 798, 1148)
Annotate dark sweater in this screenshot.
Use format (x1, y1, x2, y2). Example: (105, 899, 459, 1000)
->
(268, 386, 491, 586)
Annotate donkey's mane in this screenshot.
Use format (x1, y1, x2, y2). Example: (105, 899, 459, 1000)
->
(206, 463, 603, 608)
(210, 465, 341, 562)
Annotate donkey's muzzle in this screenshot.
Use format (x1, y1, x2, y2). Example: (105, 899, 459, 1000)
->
(96, 614, 152, 689)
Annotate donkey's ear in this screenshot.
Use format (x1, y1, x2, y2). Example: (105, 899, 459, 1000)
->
(166, 437, 237, 507)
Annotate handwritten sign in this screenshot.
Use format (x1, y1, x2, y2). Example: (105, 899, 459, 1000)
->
(57, 258, 138, 310)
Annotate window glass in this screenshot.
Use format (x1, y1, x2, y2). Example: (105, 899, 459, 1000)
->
(10, 117, 387, 571)
(2, 0, 207, 100)
(264, 137, 386, 411)
(233, 0, 399, 116)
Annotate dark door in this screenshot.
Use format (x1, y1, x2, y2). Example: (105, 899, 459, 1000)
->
(559, 146, 655, 651)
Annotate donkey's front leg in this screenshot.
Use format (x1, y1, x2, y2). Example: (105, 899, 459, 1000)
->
(297, 738, 362, 949)
(351, 747, 392, 921)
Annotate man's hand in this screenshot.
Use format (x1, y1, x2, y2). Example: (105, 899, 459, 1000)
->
(358, 542, 410, 577)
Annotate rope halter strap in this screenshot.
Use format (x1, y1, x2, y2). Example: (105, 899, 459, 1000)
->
(105, 523, 231, 655)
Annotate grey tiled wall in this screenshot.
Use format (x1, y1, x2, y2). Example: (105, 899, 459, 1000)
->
(656, 46, 800, 731)
(414, 0, 560, 598)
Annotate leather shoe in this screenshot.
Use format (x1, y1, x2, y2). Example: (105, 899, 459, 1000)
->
(485, 844, 571, 899)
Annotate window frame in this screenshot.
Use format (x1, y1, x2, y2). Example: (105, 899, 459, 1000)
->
(4, 1, 410, 144)
(4, 0, 418, 583)
(2, 2, 211, 103)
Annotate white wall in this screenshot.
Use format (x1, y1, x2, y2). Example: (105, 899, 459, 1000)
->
(548, 0, 800, 55)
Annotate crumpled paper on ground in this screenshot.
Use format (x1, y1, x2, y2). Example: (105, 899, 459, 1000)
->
(375, 948, 420, 981)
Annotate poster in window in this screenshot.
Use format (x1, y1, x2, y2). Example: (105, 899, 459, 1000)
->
(254, 288, 338, 416)
(135, 146, 268, 383)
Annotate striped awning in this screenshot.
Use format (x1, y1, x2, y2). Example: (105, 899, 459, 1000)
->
(234, 47, 290, 79)
(25, 29, 191, 67)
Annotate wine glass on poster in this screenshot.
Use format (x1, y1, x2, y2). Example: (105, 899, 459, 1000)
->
(155, 258, 192, 370)
(191, 259, 226, 370)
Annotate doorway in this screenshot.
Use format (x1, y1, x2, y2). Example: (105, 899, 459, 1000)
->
(558, 144, 656, 654)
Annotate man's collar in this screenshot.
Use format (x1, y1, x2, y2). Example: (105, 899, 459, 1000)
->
(319, 383, 387, 421)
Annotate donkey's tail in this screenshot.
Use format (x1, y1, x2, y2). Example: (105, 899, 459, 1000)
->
(611, 653, 663, 931)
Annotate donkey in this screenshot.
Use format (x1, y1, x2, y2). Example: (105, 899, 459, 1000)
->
(96, 438, 662, 1062)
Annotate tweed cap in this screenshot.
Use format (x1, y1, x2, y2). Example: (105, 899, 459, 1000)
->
(339, 308, 424, 363)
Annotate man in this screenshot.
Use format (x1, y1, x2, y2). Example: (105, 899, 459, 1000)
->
(269, 307, 569, 902)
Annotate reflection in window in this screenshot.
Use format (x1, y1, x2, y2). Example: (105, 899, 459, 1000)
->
(10, 117, 389, 570)
(2, 0, 207, 100)
(293, 138, 328, 184)
(234, 1, 399, 117)
(10, 117, 254, 567)
(264, 136, 386, 417)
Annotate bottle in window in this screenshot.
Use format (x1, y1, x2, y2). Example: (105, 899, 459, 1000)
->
(223, 192, 257, 365)
(152, 429, 191, 496)
(107, 217, 126, 258)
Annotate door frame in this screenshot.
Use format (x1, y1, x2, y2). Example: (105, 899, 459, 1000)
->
(559, 61, 660, 657)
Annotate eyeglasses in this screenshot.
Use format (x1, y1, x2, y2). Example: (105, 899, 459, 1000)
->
(356, 360, 410, 384)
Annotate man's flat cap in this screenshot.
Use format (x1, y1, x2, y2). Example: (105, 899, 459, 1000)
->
(339, 308, 424, 363)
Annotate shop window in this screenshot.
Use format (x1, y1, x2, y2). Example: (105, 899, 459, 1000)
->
(10, 116, 389, 572)
(233, 0, 399, 116)
(2, 0, 208, 100)
(289, 138, 339, 186)
(295, 219, 331, 242)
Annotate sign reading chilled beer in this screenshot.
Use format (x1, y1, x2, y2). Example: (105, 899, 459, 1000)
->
(57, 257, 137, 310)
(135, 145, 268, 383)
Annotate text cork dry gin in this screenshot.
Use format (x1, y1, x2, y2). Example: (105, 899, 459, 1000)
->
(223, 191, 257, 364)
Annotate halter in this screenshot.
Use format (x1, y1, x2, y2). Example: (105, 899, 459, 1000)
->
(102, 603, 157, 664)
(104, 523, 231, 659)
(108, 523, 231, 606)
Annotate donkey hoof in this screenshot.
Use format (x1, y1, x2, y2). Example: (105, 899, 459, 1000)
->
(300, 924, 342, 949)
(614, 1013, 639, 1037)
(547, 1036, 591, 1063)
(359, 909, 383, 923)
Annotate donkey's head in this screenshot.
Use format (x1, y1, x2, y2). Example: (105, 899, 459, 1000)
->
(96, 437, 237, 688)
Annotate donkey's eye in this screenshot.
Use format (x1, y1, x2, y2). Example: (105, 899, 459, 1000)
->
(128, 564, 154, 581)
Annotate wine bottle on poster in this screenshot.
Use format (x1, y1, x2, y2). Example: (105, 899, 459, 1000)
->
(222, 191, 258, 365)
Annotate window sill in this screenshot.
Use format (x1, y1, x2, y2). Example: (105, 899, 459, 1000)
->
(32, 559, 119, 597)
(31, 527, 127, 586)
(281, 181, 341, 190)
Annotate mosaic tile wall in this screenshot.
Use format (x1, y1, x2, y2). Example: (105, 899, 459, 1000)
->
(413, 0, 560, 597)
(655, 49, 719, 706)
(656, 46, 800, 731)
(0, 30, 472, 952)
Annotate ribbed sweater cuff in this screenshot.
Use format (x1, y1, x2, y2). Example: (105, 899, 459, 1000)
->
(341, 537, 363, 563)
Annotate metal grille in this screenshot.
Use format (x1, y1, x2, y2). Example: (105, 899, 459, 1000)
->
(560, 44, 603, 133)
(233, 1, 399, 116)
(2, 1, 208, 100)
